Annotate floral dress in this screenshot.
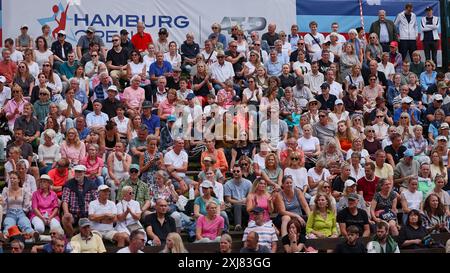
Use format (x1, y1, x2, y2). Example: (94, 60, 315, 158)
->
(141, 150, 162, 187)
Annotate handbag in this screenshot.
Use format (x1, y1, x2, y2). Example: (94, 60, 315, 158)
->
(126, 223, 142, 233)
(378, 209, 396, 222)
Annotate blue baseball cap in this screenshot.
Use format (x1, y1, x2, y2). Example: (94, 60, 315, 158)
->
(404, 149, 414, 157)
(167, 115, 176, 122)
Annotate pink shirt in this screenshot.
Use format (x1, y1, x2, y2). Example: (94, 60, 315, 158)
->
(30, 189, 59, 220)
(197, 215, 224, 240)
(4, 99, 26, 129)
(249, 195, 271, 222)
(81, 156, 104, 177)
(123, 86, 145, 109)
(60, 141, 86, 165)
(217, 89, 235, 109)
(158, 99, 175, 117)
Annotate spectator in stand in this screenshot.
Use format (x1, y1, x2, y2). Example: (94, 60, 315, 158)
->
(367, 220, 400, 253)
(0, 49, 18, 85)
(224, 165, 252, 230)
(394, 3, 418, 61)
(181, 32, 200, 73)
(143, 199, 176, 246)
(357, 162, 380, 207)
(337, 192, 370, 238)
(119, 29, 135, 53)
(15, 25, 33, 52)
(60, 128, 86, 166)
(61, 165, 98, 238)
(164, 137, 191, 195)
(195, 201, 224, 243)
(76, 26, 106, 60)
(261, 23, 279, 49)
(422, 192, 449, 234)
(70, 218, 106, 253)
(420, 60, 437, 90)
(240, 231, 271, 253)
(48, 158, 71, 198)
(370, 10, 398, 52)
(242, 207, 278, 253)
(282, 218, 306, 253)
(306, 192, 338, 239)
(398, 209, 427, 249)
(131, 22, 153, 54)
(107, 34, 130, 90)
(334, 225, 367, 253)
(160, 232, 188, 253)
(117, 230, 146, 253)
(370, 178, 399, 236)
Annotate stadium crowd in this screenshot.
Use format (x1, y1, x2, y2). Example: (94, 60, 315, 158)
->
(0, 3, 449, 253)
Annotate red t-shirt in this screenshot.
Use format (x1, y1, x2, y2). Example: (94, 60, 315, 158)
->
(357, 176, 379, 202)
(131, 32, 153, 52)
(48, 168, 70, 197)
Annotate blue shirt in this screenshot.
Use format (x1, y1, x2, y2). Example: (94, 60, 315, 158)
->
(75, 89, 88, 105)
(393, 108, 421, 124)
(265, 59, 283, 76)
(224, 178, 252, 201)
(142, 114, 161, 134)
(419, 71, 437, 90)
(149, 61, 172, 78)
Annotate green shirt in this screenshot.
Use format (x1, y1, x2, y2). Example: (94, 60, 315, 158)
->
(418, 177, 434, 200)
(116, 178, 150, 208)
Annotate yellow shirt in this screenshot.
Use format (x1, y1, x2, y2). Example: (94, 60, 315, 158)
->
(375, 163, 394, 180)
(306, 209, 337, 237)
(70, 232, 106, 253)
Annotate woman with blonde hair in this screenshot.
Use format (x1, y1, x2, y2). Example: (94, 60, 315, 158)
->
(340, 42, 360, 82)
(350, 114, 365, 139)
(319, 138, 344, 166)
(243, 50, 262, 78)
(337, 121, 355, 154)
(397, 112, 414, 141)
(247, 177, 274, 223)
(430, 150, 448, 182)
(261, 153, 283, 191)
(160, 232, 188, 253)
(195, 201, 224, 243)
(309, 181, 337, 214)
(419, 59, 437, 90)
(344, 64, 364, 92)
(60, 127, 85, 166)
(158, 88, 178, 122)
(346, 137, 370, 165)
(4, 84, 27, 130)
(305, 192, 338, 239)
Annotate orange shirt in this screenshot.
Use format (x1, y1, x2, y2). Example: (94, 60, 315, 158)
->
(131, 32, 153, 52)
(339, 138, 353, 152)
(48, 168, 71, 197)
(201, 149, 229, 176)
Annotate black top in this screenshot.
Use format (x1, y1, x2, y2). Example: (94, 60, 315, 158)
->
(101, 98, 121, 119)
(51, 40, 73, 62)
(6, 141, 33, 160)
(316, 94, 337, 111)
(14, 116, 40, 137)
(281, 233, 306, 246)
(142, 213, 176, 244)
(193, 75, 211, 97)
(397, 224, 427, 249)
(336, 207, 369, 236)
(261, 32, 279, 47)
(363, 139, 382, 157)
(106, 47, 130, 66)
(334, 240, 367, 253)
(332, 176, 356, 193)
(240, 245, 271, 253)
(279, 74, 296, 89)
(384, 145, 407, 165)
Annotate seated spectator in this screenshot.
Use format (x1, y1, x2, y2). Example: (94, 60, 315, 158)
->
(273, 175, 310, 235)
(116, 186, 145, 239)
(116, 164, 151, 217)
(70, 218, 106, 253)
(370, 178, 399, 236)
(31, 227, 71, 253)
(282, 218, 306, 253)
(195, 201, 224, 243)
(200, 137, 228, 176)
(400, 177, 423, 224)
(60, 88, 82, 130)
(38, 129, 61, 175)
(309, 181, 337, 214)
(111, 104, 129, 139)
(334, 225, 367, 253)
(143, 199, 176, 246)
(224, 165, 252, 230)
(30, 175, 62, 235)
(398, 209, 427, 249)
(261, 153, 283, 191)
(129, 124, 148, 164)
(246, 178, 274, 223)
(393, 148, 420, 191)
(422, 193, 450, 234)
(240, 231, 271, 253)
(307, 159, 331, 197)
(117, 230, 146, 253)
(242, 207, 278, 253)
(13, 102, 40, 149)
(48, 158, 71, 198)
(61, 165, 98, 238)
(219, 233, 233, 253)
(337, 193, 370, 238)
(336, 180, 366, 212)
(320, 138, 344, 166)
(160, 232, 188, 253)
(164, 137, 191, 194)
(81, 144, 104, 187)
(367, 221, 400, 253)
(306, 192, 338, 238)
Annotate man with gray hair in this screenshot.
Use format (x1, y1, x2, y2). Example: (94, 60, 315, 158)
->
(261, 22, 279, 49)
(70, 77, 89, 114)
(369, 9, 398, 52)
(180, 32, 200, 72)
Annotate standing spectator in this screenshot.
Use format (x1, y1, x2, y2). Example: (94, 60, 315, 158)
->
(61, 165, 98, 238)
(369, 10, 398, 52)
(420, 7, 440, 65)
(76, 26, 105, 60)
(131, 22, 153, 54)
(394, 3, 418, 61)
(242, 207, 278, 253)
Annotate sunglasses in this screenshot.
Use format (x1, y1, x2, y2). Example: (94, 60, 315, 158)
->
(401, 117, 408, 119)
(367, 130, 375, 132)
(91, 54, 98, 57)
(130, 169, 139, 173)
(291, 158, 299, 161)
(319, 115, 327, 118)
(310, 102, 318, 105)
(376, 115, 384, 118)
(19, 66, 26, 68)
(230, 45, 237, 48)
(212, 27, 219, 29)
(39, 93, 48, 96)
(254, 44, 261, 46)
(298, 43, 304, 45)
(112, 39, 120, 42)
(233, 170, 241, 173)
(43, 64, 51, 67)
(425, 64, 432, 67)
(323, 186, 331, 189)
(241, 163, 248, 166)
(370, 79, 376, 81)
(250, 54, 256, 57)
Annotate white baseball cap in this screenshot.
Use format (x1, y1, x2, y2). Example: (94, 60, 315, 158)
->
(0, 76, 6, 83)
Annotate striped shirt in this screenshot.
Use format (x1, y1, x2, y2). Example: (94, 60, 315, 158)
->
(242, 220, 278, 250)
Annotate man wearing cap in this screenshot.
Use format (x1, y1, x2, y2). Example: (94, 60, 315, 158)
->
(342, 83, 364, 115)
(119, 29, 135, 53)
(425, 93, 446, 122)
(107, 34, 130, 90)
(394, 3, 418, 61)
(421, 6, 440, 65)
(131, 22, 153, 54)
(393, 96, 420, 124)
(129, 124, 149, 164)
(51, 30, 73, 67)
(61, 165, 98, 238)
(141, 100, 161, 136)
(117, 164, 150, 215)
(155, 27, 170, 53)
(15, 25, 33, 53)
(242, 207, 278, 253)
(393, 148, 420, 190)
(337, 192, 370, 238)
(101, 85, 121, 119)
(70, 218, 106, 253)
(315, 82, 337, 111)
(76, 26, 106, 60)
(388, 42, 403, 73)
(89, 185, 129, 247)
(210, 50, 235, 91)
(369, 10, 398, 52)
(160, 114, 177, 152)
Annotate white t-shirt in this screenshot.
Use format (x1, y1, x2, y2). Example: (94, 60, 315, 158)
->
(10, 50, 24, 63)
(117, 247, 144, 253)
(304, 32, 325, 54)
(111, 116, 130, 135)
(298, 136, 320, 153)
(0, 86, 12, 108)
(329, 81, 343, 98)
(307, 168, 331, 183)
(27, 62, 40, 79)
(115, 199, 143, 234)
(59, 99, 82, 118)
(88, 199, 118, 232)
(401, 190, 423, 211)
(164, 149, 188, 178)
(346, 149, 370, 165)
(253, 153, 266, 170)
(284, 167, 308, 191)
(293, 61, 311, 74)
(242, 87, 262, 103)
(34, 49, 53, 69)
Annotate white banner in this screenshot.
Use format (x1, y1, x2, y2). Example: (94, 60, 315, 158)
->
(3, 0, 296, 47)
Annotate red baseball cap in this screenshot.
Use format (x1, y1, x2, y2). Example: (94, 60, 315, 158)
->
(390, 41, 398, 48)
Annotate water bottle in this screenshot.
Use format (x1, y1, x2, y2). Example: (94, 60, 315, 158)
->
(188, 184, 195, 200)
